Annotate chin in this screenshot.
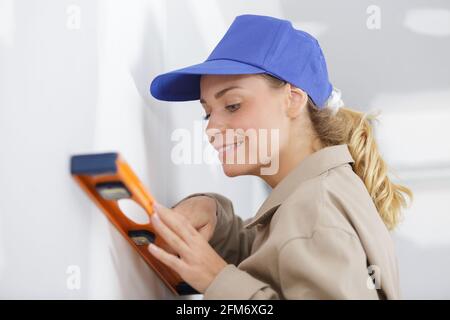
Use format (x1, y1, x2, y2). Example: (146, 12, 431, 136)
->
(221, 163, 259, 177)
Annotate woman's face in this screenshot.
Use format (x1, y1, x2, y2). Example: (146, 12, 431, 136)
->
(199, 74, 294, 177)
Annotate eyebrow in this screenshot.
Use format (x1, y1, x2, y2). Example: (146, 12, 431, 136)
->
(200, 86, 242, 104)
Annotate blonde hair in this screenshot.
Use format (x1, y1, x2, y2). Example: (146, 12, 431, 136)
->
(261, 73, 412, 230)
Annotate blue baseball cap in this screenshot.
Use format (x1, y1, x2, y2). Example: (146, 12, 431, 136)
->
(150, 14, 332, 108)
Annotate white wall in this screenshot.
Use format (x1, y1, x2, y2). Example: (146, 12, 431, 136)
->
(0, 0, 449, 299)
(0, 0, 269, 299)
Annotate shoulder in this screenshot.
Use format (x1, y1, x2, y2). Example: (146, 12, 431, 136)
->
(270, 163, 369, 243)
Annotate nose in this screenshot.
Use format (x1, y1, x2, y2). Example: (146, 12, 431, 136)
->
(206, 126, 221, 145)
(205, 115, 225, 146)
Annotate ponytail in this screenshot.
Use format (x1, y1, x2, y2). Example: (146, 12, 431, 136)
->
(308, 102, 413, 230)
(260, 73, 412, 230)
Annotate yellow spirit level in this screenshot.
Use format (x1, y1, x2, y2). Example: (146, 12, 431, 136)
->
(70, 152, 198, 296)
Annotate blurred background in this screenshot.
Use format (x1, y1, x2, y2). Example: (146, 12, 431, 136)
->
(0, 0, 449, 299)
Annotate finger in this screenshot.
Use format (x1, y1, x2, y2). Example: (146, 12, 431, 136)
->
(151, 212, 191, 256)
(198, 224, 213, 241)
(154, 203, 198, 243)
(148, 243, 186, 274)
(172, 206, 207, 233)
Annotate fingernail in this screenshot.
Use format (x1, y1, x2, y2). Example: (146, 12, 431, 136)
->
(148, 243, 158, 251)
(152, 213, 160, 223)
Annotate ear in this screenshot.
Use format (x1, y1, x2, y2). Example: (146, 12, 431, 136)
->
(285, 85, 308, 119)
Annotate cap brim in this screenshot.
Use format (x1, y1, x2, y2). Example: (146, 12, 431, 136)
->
(150, 59, 266, 101)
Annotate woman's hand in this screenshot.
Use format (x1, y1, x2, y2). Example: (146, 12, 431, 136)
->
(171, 196, 218, 242)
(148, 202, 227, 293)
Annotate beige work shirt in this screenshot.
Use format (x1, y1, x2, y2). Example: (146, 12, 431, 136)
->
(175, 144, 400, 299)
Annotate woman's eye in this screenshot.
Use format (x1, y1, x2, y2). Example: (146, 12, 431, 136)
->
(202, 104, 240, 120)
(225, 104, 240, 112)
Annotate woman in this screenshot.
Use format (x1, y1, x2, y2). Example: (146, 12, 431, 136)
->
(147, 14, 412, 299)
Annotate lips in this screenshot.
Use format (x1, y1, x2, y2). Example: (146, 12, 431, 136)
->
(215, 140, 244, 153)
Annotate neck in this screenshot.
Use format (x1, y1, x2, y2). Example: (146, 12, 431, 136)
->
(259, 141, 321, 188)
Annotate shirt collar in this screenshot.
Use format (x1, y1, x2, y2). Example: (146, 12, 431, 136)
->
(244, 144, 355, 228)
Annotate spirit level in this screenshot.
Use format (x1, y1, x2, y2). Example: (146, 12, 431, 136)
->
(70, 152, 198, 296)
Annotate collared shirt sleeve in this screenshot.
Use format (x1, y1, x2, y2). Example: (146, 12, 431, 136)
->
(203, 227, 380, 300)
(203, 264, 279, 299)
(171, 192, 257, 265)
(277, 227, 380, 299)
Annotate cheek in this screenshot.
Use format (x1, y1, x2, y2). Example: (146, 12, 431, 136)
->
(248, 99, 287, 142)
(233, 100, 287, 161)
(239, 99, 283, 129)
